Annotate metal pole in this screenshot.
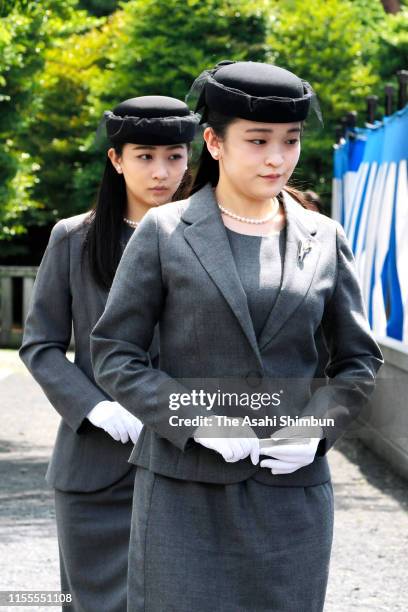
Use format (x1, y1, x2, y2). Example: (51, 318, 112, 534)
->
(366, 95, 378, 123)
(335, 125, 343, 143)
(0, 277, 13, 347)
(384, 84, 395, 116)
(397, 70, 408, 110)
(346, 110, 358, 128)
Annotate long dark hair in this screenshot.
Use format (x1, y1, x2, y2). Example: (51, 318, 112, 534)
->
(190, 111, 310, 209)
(82, 144, 192, 290)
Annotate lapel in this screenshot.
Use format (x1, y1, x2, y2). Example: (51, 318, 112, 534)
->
(181, 184, 320, 363)
(257, 189, 320, 350)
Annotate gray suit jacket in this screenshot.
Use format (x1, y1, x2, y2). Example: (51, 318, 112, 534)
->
(91, 184, 384, 486)
(20, 213, 158, 492)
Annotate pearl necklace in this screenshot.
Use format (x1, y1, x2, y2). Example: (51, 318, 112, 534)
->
(217, 197, 280, 225)
(123, 217, 139, 228)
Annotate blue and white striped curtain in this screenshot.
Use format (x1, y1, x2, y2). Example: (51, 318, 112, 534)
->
(332, 105, 408, 342)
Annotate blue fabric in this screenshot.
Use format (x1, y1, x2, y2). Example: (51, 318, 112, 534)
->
(381, 163, 403, 340)
(332, 105, 408, 342)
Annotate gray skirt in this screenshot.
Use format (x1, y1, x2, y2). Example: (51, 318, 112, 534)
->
(54, 466, 137, 612)
(128, 468, 334, 612)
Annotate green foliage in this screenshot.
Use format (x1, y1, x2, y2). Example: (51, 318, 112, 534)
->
(0, 6, 50, 252)
(96, 0, 268, 106)
(349, 0, 387, 25)
(264, 0, 385, 204)
(1, 0, 407, 260)
(0, 145, 43, 240)
(28, 13, 112, 219)
(348, 0, 407, 86)
(76, 0, 269, 212)
(0, 0, 98, 255)
(377, 9, 408, 78)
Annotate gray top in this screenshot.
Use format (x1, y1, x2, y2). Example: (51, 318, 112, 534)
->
(90, 183, 383, 486)
(19, 213, 150, 492)
(225, 226, 286, 339)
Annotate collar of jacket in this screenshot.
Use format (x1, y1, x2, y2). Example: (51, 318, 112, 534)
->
(181, 182, 318, 235)
(181, 183, 320, 368)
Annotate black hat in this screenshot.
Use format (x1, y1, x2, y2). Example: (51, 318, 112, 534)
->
(100, 95, 200, 145)
(188, 60, 322, 125)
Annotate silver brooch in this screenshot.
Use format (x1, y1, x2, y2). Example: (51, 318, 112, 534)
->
(297, 240, 312, 264)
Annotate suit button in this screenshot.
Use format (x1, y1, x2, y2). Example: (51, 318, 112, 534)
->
(245, 371, 263, 388)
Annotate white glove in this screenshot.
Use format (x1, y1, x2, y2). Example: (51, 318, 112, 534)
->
(87, 400, 143, 444)
(194, 436, 260, 464)
(259, 425, 322, 475)
(193, 417, 260, 465)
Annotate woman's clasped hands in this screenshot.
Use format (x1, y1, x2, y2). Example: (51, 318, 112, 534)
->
(257, 424, 323, 474)
(258, 436, 321, 476)
(194, 420, 322, 475)
(193, 417, 260, 464)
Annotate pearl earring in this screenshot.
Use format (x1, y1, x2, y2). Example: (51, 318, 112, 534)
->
(116, 166, 122, 173)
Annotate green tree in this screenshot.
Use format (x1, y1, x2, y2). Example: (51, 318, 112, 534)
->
(350, 0, 408, 87)
(28, 13, 112, 222)
(264, 0, 388, 209)
(1, 0, 269, 262)
(96, 0, 268, 106)
(74, 0, 269, 221)
(2, 0, 406, 261)
(377, 8, 408, 79)
(0, 5, 50, 252)
(0, 0, 97, 257)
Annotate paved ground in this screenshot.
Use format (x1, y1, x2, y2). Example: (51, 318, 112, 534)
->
(0, 349, 407, 611)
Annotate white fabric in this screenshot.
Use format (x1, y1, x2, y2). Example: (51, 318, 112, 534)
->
(194, 435, 260, 464)
(259, 437, 320, 474)
(87, 400, 143, 444)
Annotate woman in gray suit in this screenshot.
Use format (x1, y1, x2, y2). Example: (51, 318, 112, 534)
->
(91, 63, 384, 612)
(19, 96, 199, 612)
